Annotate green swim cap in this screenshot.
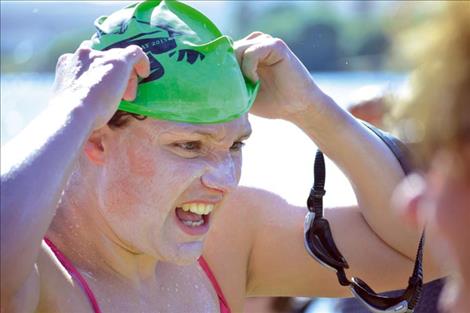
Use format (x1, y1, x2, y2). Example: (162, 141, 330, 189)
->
(91, 0, 259, 124)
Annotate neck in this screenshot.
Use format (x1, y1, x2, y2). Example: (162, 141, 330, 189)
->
(47, 193, 159, 289)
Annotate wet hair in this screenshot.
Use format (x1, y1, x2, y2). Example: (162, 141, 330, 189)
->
(396, 3, 470, 169)
(107, 110, 147, 129)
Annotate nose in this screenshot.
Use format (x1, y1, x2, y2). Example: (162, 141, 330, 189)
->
(200, 154, 239, 194)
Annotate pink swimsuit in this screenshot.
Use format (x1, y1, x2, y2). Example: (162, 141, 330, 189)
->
(44, 238, 231, 313)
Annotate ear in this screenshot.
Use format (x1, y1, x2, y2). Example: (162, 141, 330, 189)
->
(84, 128, 107, 165)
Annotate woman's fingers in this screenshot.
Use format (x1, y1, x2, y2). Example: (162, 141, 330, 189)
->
(244, 31, 265, 40)
(239, 38, 286, 83)
(120, 46, 150, 101)
(122, 70, 139, 101)
(234, 32, 272, 68)
(79, 40, 93, 49)
(123, 45, 150, 79)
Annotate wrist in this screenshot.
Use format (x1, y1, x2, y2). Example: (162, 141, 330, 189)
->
(49, 92, 97, 134)
(288, 90, 345, 130)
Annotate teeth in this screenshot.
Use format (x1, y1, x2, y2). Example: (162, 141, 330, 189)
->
(181, 203, 214, 215)
(182, 219, 204, 227)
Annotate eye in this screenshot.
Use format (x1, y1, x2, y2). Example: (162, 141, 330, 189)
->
(230, 141, 245, 152)
(175, 141, 202, 151)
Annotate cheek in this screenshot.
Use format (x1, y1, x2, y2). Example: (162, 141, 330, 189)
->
(430, 177, 470, 253)
(100, 145, 160, 219)
(101, 172, 145, 219)
(127, 144, 157, 178)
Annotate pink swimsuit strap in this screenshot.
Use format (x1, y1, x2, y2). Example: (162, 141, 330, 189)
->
(43, 238, 102, 313)
(44, 239, 230, 313)
(198, 256, 231, 313)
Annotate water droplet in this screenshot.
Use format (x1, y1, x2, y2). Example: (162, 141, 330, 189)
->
(194, 284, 199, 289)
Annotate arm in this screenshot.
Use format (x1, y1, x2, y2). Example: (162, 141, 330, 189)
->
(237, 189, 415, 297)
(234, 33, 441, 296)
(0, 43, 149, 309)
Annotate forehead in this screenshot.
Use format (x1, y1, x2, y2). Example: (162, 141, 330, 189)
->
(143, 114, 251, 139)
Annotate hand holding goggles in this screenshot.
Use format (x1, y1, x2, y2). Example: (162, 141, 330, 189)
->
(304, 150, 424, 313)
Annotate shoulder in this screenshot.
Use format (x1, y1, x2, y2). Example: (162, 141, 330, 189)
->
(205, 186, 279, 249)
(35, 241, 92, 312)
(213, 186, 292, 232)
(202, 186, 290, 309)
(224, 186, 290, 213)
(1, 241, 87, 313)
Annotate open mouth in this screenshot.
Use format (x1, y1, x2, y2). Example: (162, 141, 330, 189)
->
(174, 203, 214, 235)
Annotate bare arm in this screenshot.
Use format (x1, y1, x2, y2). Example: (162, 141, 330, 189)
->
(291, 95, 417, 259)
(0, 43, 149, 309)
(233, 33, 441, 296)
(235, 189, 414, 297)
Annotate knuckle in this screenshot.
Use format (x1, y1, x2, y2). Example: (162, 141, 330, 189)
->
(250, 31, 264, 36)
(111, 58, 128, 69)
(271, 38, 287, 50)
(125, 44, 144, 56)
(246, 31, 265, 40)
(243, 46, 257, 59)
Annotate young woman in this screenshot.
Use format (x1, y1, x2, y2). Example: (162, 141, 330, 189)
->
(1, 1, 441, 312)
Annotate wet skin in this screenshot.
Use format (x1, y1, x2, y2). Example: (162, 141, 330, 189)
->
(87, 116, 251, 264)
(38, 115, 251, 312)
(1, 32, 444, 313)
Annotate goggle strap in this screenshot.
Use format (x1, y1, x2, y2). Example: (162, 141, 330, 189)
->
(336, 268, 350, 286)
(307, 150, 326, 217)
(405, 231, 425, 309)
(309, 149, 425, 311)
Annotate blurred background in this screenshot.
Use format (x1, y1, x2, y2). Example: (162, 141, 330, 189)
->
(1, 1, 445, 312)
(1, 1, 444, 73)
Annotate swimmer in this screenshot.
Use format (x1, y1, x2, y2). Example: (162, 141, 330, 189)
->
(1, 1, 442, 312)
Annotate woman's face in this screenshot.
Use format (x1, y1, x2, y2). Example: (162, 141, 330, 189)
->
(94, 115, 251, 264)
(394, 146, 470, 312)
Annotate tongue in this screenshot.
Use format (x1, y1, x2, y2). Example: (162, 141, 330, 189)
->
(176, 207, 202, 222)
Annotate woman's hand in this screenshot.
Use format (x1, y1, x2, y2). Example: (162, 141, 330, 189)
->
(52, 41, 150, 130)
(235, 32, 327, 122)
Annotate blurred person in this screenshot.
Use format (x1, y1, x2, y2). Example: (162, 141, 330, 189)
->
(392, 3, 470, 313)
(1, 1, 442, 312)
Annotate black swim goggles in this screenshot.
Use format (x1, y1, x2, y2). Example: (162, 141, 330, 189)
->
(304, 150, 424, 313)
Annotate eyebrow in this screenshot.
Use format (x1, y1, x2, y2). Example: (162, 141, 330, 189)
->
(164, 127, 252, 141)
